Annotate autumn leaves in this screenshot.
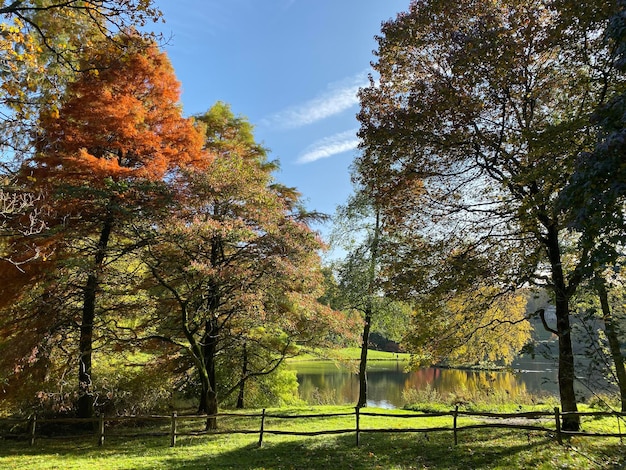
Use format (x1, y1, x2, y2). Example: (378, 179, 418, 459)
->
(0, 26, 342, 420)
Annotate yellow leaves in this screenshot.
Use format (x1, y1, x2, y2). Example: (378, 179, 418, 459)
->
(408, 286, 533, 367)
(446, 288, 531, 366)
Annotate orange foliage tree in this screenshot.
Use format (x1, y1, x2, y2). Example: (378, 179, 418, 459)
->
(6, 34, 205, 418)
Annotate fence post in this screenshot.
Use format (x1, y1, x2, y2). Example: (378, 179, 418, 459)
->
(554, 407, 562, 445)
(170, 412, 177, 447)
(258, 409, 266, 448)
(355, 407, 361, 447)
(29, 414, 37, 446)
(98, 414, 105, 446)
(453, 405, 459, 446)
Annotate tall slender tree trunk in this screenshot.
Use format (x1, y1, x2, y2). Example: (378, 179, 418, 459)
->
(545, 225, 579, 431)
(77, 216, 113, 419)
(236, 342, 248, 409)
(554, 297, 579, 431)
(357, 311, 372, 408)
(596, 276, 626, 412)
(357, 208, 380, 409)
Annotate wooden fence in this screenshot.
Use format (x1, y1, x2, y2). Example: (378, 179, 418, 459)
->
(1, 407, 624, 448)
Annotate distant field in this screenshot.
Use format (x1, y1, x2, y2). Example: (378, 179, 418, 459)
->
(289, 347, 411, 362)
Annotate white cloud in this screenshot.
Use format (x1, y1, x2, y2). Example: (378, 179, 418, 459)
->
(264, 72, 368, 129)
(297, 129, 359, 164)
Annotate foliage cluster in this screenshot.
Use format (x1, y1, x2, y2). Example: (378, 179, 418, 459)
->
(351, 0, 626, 430)
(0, 3, 349, 422)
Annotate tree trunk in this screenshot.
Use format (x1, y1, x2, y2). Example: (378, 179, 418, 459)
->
(198, 378, 218, 430)
(77, 217, 113, 419)
(545, 225, 579, 431)
(199, 316, 219, 429)
(199, 240, 222, 429)
(357, 208, 380, 409)
(236, 342, 248, 409)
(596, 276, 626, 412)
(357, 311, 371, 408)
(554, 297, 579, 431)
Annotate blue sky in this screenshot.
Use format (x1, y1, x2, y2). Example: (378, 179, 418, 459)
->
(151, 0, 409, 234)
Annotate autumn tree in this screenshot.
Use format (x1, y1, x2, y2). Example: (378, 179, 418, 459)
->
(5, 35, 204, 418)
(560, 2, 626, 412)
(0, 0, 162, 126)
(0, 1, 163, 269)
(141, 103, 344, 428)
(0, 0, 162, 164)
(356, 0, 624, 430)
(330, 191, 381, 408)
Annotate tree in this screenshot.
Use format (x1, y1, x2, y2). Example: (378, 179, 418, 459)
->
(563, 0, 626, 238)
(331, 190, 409, 408)
(0, 0, 162, 268)
(141, 103, 344, 428)
(330, 191, 381, 408)
(9, 35, 204, 418)
(593, 274, 626, 411)
(356, 0, 623, 430)
(560, 0, 626, 412)
(572, 272, 626, 412)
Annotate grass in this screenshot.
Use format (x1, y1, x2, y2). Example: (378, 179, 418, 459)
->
(289, 347, 411, 363)
(401, 384, 561, 414)
(1, 405, 625, 469)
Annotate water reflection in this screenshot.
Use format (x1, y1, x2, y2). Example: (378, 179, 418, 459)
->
(290, 360, 559, 408)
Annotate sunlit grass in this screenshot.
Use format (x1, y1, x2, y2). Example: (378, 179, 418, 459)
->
(1, 405, 624, 469)
(289, 347, 411, 362)
(402, 384, 560, 413)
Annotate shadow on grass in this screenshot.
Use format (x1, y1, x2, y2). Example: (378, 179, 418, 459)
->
(1, 429, 624, 469)
(158, 430, 557, 470)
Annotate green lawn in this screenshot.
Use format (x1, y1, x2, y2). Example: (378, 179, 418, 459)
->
(289, 347, 411, 362)
(1, 405, 624, 469)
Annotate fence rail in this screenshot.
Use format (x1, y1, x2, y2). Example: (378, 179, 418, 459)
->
(1, 407, 624, 448)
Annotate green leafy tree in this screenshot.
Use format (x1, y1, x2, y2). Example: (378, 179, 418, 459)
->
(560, 0, 626, 412)
(331, 191, 381, 408)
(571, 271, 626, 412)
(594, 274, 626, 412)
(356, 0, 623, 430)
(330, 190, 414, 408)
(141, 103, 345, 428)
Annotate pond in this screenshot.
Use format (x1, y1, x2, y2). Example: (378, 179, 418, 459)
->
(288, 356, 562, 409)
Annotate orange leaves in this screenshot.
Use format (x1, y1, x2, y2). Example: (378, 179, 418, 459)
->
(31, 35, 205, 192)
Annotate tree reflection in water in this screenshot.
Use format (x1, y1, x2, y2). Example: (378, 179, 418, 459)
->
(291, 361, 560, 408)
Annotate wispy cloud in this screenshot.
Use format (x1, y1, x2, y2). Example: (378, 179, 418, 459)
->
(264, 72, 368, 129)
(297, 129, 359, 164)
